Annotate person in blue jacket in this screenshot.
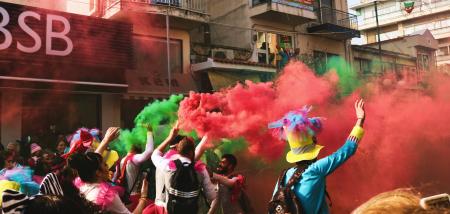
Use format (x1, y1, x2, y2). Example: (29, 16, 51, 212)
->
(270, 99, 366, 214)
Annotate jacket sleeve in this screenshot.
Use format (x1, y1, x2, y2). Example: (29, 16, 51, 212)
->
(132, 132, 154, 164)
(310, 126, 364, 176)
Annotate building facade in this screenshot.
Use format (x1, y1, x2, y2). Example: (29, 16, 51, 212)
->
(0, 2, 132, 146)
(189, 0, 360, 91)
(351, 0, 450, 67)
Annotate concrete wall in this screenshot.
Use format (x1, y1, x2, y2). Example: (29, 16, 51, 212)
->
(101, 94, 121, 134)
(1, 91, 22, 146)
(298, 34, 346, 56)
(208, 0, 254, 49)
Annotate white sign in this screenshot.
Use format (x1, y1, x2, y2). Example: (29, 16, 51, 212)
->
(0, 6, 73, 56)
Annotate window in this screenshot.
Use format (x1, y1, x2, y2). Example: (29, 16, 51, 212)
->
(256, 31, 294, 66)
(134, 35, 183, 76)
(438, 46, 449, 56)
(417, 53, 430, 71)
(360, 58, 372, 74)
(313, 51, 339, 75)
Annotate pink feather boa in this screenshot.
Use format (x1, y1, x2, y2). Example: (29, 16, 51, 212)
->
(73, 177, 124, 210)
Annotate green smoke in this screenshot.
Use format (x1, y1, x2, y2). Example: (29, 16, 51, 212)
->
(111, 94, 184, 155)
(326, 56, 361, 97)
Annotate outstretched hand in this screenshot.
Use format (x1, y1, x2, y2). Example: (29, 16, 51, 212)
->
(355, 99, 365, 127)
(104, 127, 120, 142)
(355, 99, 365, 119)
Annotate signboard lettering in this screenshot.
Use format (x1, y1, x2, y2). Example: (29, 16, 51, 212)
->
(0, 6, 72, 56)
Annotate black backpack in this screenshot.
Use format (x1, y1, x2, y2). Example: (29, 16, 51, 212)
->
(167, 159, 200, 214)
(268, 167, 305, 214)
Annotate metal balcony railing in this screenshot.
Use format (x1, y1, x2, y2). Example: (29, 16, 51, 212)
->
(150, 0, 207, 13)
(106, 0, 207, 14)
(252, 0, 314, 10)
(317, 7, 358, 30)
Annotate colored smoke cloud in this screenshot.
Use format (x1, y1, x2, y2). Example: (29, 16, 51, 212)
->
(178, 59, 450, 213)
(112, 94, 183, 155)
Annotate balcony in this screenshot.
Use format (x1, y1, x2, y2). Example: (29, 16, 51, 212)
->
(437, 54, 450, 65)
(307, 7, 360, 40)
(249, 0, 317, 26)
(103, 0, 209, 30)
(355, 0, 450, 30)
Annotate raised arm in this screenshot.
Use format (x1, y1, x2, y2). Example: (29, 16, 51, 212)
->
(312, 99, 366, 176)
(154, 121, 179, 153)
(132, 126, 154, 164)
(355, 99, 365, 128)
(212, 173, 240, 187)
(152, 122, 179, 170)
(95, 127, 120, 155)
(194, 134, 209, 161)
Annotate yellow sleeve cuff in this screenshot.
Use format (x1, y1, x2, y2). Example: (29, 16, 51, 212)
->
(350, 126, 364, 140)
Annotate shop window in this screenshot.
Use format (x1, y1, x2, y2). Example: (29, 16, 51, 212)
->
(21, 93, 100, 149)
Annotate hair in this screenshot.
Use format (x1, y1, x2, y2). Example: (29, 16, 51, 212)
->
(130, 144, 143, 154)
(25, 194, 101, 214)
(353, 188, 450, 214)
(56, 139, 68, 147)
(176, 137, 195, 161)
(222, 154, 238, 168)
(2, 150, 18, 163)
(68, 152, 102, 183)
(169, 135, 185, 147)
(295, 159, 316, 167)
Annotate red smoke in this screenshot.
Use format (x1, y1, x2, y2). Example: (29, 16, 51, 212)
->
(178, 61, 450, 212)
(178, 62, 335, 160)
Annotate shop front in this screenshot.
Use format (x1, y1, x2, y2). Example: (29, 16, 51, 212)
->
(0, 2, 132, 147)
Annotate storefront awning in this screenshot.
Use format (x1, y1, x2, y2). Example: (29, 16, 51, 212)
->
(191, 58, 276, 91)
(191, 58, 277, 73)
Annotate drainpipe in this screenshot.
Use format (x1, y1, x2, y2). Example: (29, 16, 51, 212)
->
(374, 0, 383, 73)
(166, 3, 171, 95)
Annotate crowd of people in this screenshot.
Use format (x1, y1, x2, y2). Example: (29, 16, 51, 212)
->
(0, 99, 448, 214)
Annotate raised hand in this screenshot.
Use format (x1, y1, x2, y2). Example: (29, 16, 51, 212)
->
(104, 127, 120, 142)
(354, 99, 365, 127)
(355, 99, 365, 119)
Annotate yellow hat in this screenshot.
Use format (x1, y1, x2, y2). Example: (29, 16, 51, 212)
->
(0, 180, 20, 204)
(285, 130, 323, 163)
(91, 141, 119, 169)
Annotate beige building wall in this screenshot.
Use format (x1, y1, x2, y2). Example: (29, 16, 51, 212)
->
(298, 34, 346, 56)
(101, 94, 121, 134)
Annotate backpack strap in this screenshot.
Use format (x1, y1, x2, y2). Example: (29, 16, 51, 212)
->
(285, 167, 306, 189)
(126, 162, 143, 196)
(174, 159, 183, 169)
(116, 153, 135, 185)
(277, 169, 289, 189)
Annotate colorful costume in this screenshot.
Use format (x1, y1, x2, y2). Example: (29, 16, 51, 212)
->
(270, 107, 364, 214)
